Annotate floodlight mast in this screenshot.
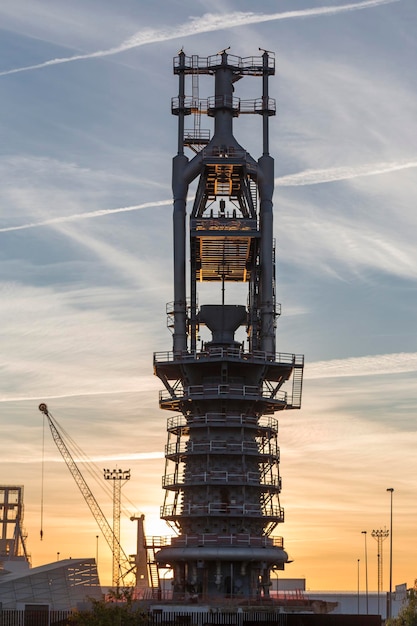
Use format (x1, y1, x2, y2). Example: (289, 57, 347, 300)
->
(153, 50, 304, 602)
(104, 468, 131, 589)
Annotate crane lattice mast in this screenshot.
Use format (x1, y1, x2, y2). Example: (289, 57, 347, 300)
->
(38, 403, 133, 587)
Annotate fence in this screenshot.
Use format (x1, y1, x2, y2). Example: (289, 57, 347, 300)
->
(0, 609, 72, 626)
(0, 608, 382, 626)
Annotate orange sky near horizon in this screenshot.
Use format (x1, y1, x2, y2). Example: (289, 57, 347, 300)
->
(9, 371, 416, 593)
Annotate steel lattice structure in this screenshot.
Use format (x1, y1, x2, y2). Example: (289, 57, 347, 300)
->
(154, 50, 304, 602)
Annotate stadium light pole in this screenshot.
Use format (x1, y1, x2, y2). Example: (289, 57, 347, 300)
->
(372, 527, 389, 615)
(387, 488, 394, 620)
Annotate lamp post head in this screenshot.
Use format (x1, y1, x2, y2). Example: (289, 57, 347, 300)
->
(387, 487, 394, 493)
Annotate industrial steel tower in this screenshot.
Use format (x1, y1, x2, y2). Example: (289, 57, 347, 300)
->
(154, 50, 304, 602)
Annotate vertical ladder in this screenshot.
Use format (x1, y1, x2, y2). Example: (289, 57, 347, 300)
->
(192, 55, 201, 142)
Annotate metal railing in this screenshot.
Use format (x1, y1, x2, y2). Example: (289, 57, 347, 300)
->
(166, 413, 278, 431)
(154, 348, 303, 366)
(161, 502, 284, 519)
(173, 53, 275, 74)
(165, 440, 266, 455)
(162, 470, 280, 488)
(159, 385, 287, 403)
(150, 608, 286, 625)
(164, 441, 279, 459)
(0, 610, 73, 626)
(170, 533, 283, 548)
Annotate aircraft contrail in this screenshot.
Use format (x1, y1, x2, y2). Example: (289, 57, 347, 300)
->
(0, 159, 414, 234)
(0, 199, 171, 233)
(0, 385, 156, 403)
(0, 0, 399, 78)
(275, 159, 417, 186)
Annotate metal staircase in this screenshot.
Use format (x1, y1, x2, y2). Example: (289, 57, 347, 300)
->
(290, 363, 304, 408)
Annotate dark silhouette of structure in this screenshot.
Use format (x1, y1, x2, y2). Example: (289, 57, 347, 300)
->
(153, 49, 304, 602)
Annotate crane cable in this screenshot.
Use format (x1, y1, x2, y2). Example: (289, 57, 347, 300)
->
(49, 414, 138, 518)
(40, 407, 141, 525)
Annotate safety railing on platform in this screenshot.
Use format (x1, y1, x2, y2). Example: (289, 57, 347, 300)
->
(154, 348, 303, 366)
(159, 385, 287, 403)
(173, 53, 275, 74)
(163, 470, 281, 488)
(166, 413, 278, 431)
(161, 502, 284, 519)
(166, 440, 247, 455)
(145, 533, 284, 549)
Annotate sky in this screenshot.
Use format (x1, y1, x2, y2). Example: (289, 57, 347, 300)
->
(0, 0, 416, 592)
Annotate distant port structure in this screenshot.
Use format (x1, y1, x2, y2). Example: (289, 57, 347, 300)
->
(152, 49, 304, 602)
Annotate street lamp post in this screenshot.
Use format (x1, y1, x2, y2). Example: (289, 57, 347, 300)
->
(362, 531, 368, 614)
(357, 559, 360, 615)
(387, 488, 394, 620)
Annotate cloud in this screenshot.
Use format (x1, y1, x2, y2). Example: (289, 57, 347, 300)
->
(0, 280, 162, 402)
(275, 160, 417, 187)
(0, 0, 399, 77)
(85, 451, 164, 462)
(0, 446, 164, 464)
(279, 202, 417, 279)
(0, 387, 156, 404)
(2, 158, 415, 233)
(307, 352, 417, 379)
(0, 200, 171, 233)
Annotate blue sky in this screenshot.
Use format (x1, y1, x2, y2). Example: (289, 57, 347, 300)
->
(0, 0, 416, 591)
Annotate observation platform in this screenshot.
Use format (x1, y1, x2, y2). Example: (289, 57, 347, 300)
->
(173, 53, 275, 76)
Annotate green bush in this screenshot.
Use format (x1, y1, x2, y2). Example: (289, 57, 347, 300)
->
(70, 588, 149, 626)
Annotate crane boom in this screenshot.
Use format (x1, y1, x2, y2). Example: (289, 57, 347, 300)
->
(38, 403, 132, 585)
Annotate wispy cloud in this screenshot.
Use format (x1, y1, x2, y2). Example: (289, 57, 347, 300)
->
(0, 388, 154, 404)
(0, 0, 399, 77)
(0, 449, 164, 464)
(85, 451, 164, 462)
(307, 352, 417, 379)
(0, 201, 171, 233)
(276, 159, 417, 187)
(0, 280, 162, 402)
(1, 159, 414, 233)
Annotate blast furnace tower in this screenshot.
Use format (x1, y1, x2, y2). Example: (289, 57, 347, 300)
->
(154, 50, 304, 602)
